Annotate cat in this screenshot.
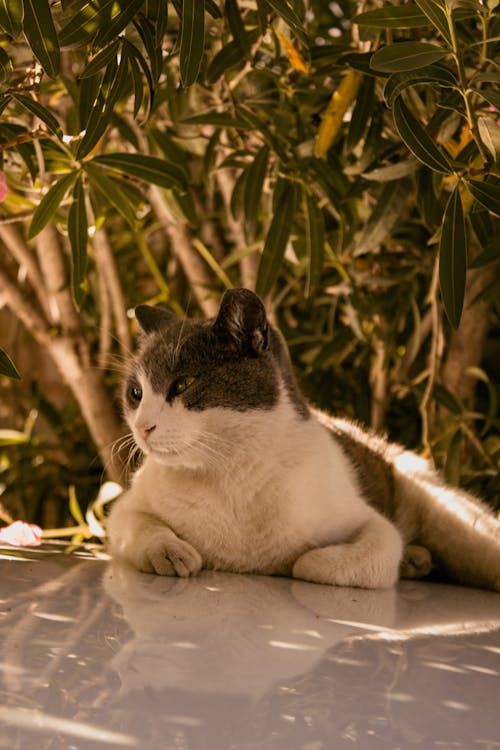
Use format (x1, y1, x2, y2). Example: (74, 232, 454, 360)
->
(107, 288, 500, 590)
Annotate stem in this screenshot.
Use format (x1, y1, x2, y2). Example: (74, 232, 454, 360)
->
(446, 5, 490, 167)
(419, 255, 442, 460)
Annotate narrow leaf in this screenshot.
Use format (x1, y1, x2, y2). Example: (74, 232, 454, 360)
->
(226, 0, 251, 59)
(265, 0, 307, 44)
(353, 180, 412, 255)
(0, 1, 22, 36)
(60, 0, 144, 48)
(180, 0, 205, 87)
(92, 152, 187, 191)
(384, 65, 457, 108)
(243, 145, 269, 239)
(346, 75, 375, 152)
(28, 171, 79, 239)
(304, 192, 325, 297)
(80, 40, 121, 78)
(181, 111, 250, 128)
(22, 0, 60, 78)
(354, 6, 430, 28)
(256, 180, 296, 297)
(133, 15, 162, 84)
(393, 96, 454, 174)
(415, 0, 451, 44)
(11, 93, 62, 137)
(85, 161, 138, 226)
(77, 53, 130, 158)
(371, 42, 448, 73)
(439, 184, 466, 329)
(68, 177, 89, 307)
(0, 349, 20, 380)
(464, 178, 500, 217)
(93, 0, 145, 48)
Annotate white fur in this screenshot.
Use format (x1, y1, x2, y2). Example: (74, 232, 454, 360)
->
(107, 370, 403, 589)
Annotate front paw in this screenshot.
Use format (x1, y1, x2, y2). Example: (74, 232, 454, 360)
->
(138, 533, 203, 577)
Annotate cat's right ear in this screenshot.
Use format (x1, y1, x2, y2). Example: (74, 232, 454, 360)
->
(135, 305, 178, 334)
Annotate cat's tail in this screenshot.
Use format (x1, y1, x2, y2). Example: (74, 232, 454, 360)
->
(393, 453, 500, 592)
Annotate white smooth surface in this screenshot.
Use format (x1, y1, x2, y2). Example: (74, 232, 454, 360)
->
(1, 544, 500, 749)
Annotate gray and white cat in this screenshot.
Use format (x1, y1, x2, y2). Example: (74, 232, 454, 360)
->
(107, 288, 500, 590)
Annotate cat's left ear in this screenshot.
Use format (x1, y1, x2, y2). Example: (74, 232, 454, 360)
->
(135, 305, 178, 334)
(212, 288, 270, 355)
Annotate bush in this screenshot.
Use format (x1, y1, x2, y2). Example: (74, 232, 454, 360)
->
(0, 0, 499, 529)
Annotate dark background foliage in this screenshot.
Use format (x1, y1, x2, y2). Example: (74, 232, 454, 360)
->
(0, 0, 499, 534)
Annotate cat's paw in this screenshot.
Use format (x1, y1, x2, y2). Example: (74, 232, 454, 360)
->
(137, 533, 203, 577)
(400, 544, 432, 580)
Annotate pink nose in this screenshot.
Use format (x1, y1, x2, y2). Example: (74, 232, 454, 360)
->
(138, 424, 156, 441)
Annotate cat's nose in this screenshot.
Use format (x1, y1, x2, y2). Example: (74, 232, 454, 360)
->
(138, 424, 156, 441)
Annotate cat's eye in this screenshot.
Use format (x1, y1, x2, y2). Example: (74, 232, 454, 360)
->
(171, 376, 195, 397)
(130, 386, 143, 402)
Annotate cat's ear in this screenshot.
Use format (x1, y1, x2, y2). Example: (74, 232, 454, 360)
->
(135, 305, 178, 334)
(213, 288, 269, 355)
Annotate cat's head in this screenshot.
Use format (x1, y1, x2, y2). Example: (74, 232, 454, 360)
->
(124, 288, 308, 469)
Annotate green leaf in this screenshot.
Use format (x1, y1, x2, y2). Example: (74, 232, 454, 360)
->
(181, 110, 250, 129)
(304, 192, 325, 297)
(371, 42, 449, 73)
(354, 5, 430, 28)
(68, 177, 89, 307)
(92, 152, 187, 191)
(243, 145, 269, 239)
(0, 348, 20, 380)
(11, 93, 62, 138)
(414, 0, 451, 44)
(384, 64, 457, 107)
(80, 39, 121, 78)
(353, 179, 412, 255)
(0, 47, 12, 84)
(464, 178, 500, 217)
(475, 88, 500, 112)
(346, 75, 375, 152)
(124, 39, 155, 115)
(180, 0, 205, 87)
(133, 15, 162, 84)
(393, 96, 454, 174)
(22, 0, 60, 78)
(362, 158, 419, 182)
(84, 161, 138, 226)
(226, 0, 252, 59)
(93, 0, 145, 48)
(28, 171, 79, 239)
(256, 179, 297, 297)
(477, 117, 500, 162)
(439, 184, 466, 329)
(265, 0, 307, 44)
(0, 0, 22, 36)
(77, 53, 130, 158)
(60, 0, 144, 47)
(468, 235, 500, 268)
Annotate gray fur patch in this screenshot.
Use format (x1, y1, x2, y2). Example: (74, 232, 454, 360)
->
(125, 292, 310, 418)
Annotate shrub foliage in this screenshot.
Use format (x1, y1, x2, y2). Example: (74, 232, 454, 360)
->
(0, 0, 499, 526)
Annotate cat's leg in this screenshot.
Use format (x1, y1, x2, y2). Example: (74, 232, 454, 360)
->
(292, 513, 403, 589)
(107, 500, 202, 577)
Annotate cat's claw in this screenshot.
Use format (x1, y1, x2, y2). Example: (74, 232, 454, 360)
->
(141, 535, 202, 577)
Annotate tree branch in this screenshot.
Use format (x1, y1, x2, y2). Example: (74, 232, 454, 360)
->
(148, 186, 219, 317)
(0, 223, 52, 320)
(35, 225, 83, 337)
(92, 227, 132, 357)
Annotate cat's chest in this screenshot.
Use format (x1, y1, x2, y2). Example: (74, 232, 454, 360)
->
(140, 464, 305, 574)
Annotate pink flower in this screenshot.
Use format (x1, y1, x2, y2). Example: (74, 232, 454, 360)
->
(0, 521, 43, 546)
(0, 172, 7, 202)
